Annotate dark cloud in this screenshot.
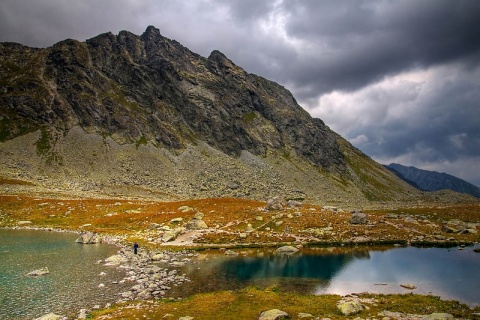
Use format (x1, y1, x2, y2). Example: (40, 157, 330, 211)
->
(314, 63, 480, 186)
(1, 0, 479, 186)
(274, 0, 480, 98)
(0, 0, 150, 47)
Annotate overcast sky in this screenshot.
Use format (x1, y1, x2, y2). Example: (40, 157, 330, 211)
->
(1, 0, 479, 186)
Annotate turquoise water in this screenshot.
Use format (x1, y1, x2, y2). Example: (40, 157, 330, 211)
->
(0, 229, 128, 320)
(180, 245, 480, 306)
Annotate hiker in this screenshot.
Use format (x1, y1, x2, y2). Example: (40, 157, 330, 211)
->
(133, 242, 139, 254)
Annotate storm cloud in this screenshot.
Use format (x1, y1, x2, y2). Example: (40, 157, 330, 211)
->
(1, 0, 479, 186)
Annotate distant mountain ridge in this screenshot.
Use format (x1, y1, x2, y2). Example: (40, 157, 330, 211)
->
(385, 163, 480, 198)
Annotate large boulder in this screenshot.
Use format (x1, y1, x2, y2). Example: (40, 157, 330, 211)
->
(193, 211, 205, 220)
(76, 232, 100, 244)
(337, 299, 364, 316)
(259, 309, 290, 320)
(266, 197, 286, 210)
(287, 200, 302, 208)
(349, 211, 368, 225)
(442, 219, 471, 234)
(162, 227, 185, 242)
(185, 219, 208, 230)
(185, 212, 208, 230)
(178, 206, 194, 213)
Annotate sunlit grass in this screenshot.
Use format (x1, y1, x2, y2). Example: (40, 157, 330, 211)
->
(90, 287, 479, 320)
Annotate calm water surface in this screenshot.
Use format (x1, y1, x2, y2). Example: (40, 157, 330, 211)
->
(0, 229, 128, 320)
(178, 245, 480, 306)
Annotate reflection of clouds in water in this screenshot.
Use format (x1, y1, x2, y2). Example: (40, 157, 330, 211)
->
(184, 246, 480, 306)
(318, 247, 480, 306)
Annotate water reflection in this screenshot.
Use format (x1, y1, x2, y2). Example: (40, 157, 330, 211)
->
(177, 246, 480, 306)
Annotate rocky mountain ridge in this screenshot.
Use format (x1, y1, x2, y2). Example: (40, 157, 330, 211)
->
(0, 26, 471, 206)
(385, 163, 480, 198)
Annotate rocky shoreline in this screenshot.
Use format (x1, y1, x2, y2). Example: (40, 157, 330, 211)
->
(2, 226, 198, 319)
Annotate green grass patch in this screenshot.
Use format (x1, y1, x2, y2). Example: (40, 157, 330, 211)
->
(135, 135, 148, 149)
(242, 111, 257, 123)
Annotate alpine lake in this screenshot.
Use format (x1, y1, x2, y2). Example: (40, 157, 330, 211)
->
(1, 229, 479, 319)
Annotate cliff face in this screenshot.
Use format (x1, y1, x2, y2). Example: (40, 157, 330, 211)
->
(1, 26, 343, 168)
(0, 26, 421, 205)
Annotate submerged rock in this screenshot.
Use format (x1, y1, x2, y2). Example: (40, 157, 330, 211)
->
(400, 283, 417, 290)
(26, 267, 49, 277)
(275, 246, 299, 254)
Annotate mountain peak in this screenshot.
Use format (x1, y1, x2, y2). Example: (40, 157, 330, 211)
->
(141, 25, 162, 41)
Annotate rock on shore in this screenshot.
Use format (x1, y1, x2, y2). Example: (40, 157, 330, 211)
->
(103, 248, 195, 302)
(76, 232, 101, 244)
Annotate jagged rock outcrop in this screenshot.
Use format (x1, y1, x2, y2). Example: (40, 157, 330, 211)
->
(1, 26, 343, 166)
(0, 26, 428, 205)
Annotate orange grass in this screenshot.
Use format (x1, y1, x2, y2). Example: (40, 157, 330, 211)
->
(1, 195, 479, 246)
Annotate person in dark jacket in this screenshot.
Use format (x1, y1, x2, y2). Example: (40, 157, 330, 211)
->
(133, 242, 139, 254)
